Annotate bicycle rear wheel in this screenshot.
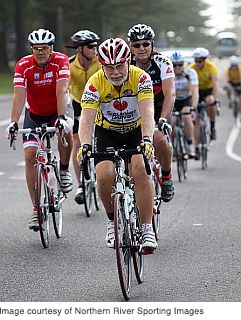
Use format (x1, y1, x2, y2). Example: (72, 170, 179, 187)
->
(35, 165, 50, 248)
(114, 193, 132, 301)
(233, 99, 239, 124)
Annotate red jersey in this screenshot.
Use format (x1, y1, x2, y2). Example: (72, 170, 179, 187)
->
(13, 51, 70, 116)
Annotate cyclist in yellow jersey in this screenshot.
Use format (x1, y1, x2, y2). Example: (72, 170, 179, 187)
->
(77, 38, 157, 251)
(66, 30, 101, 204)
(225, 55, 241, 112)
(189, 47, 219, 157)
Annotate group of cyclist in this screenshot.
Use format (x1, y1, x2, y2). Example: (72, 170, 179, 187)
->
(5, 23, 221, 253)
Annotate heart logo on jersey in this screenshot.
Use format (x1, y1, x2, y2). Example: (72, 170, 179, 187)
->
(89, 83, 97, 92)
(113, 100, 128, 111)
(139, 74, 147, 83)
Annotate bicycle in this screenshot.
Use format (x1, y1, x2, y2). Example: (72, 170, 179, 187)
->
(10, 124, 67, 248)
(172, 110, 190, 182)
(83, 146, 151, 301)
(197, 101, 211, 170)
(151, 158, 162, 240)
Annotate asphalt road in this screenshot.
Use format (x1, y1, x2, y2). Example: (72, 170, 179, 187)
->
(0, 59, 240, 302)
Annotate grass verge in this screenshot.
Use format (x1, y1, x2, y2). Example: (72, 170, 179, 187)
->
(0, 72, 13, 94)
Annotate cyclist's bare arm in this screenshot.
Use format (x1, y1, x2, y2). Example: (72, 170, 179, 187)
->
(138, 98, 155, 138)
(191, 84, 199, 107)
(79, 108, 97, 145)
(11, 86, 26, 122)
(160, 77, 175, 119)
(56, 78, 70, 116)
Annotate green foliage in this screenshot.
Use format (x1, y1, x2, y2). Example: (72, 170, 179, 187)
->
(1, 0, 219, 65)
(0, 72, 13, 94)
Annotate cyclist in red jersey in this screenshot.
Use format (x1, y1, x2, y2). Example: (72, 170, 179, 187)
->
(5, 28, 73, 231)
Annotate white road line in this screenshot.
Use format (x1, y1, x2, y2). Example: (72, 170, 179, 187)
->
(226, 121, 241, 162)
(0, 172, 5, 176)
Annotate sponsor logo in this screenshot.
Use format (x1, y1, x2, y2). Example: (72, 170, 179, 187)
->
(34, 73, 40, 80)
(123, 89, 133, 96)
(89, 83, 97, 92)
(166, 67, 173, 74)
(107, 109, 136, 121)
(139, 74, 147, 83)
(113, 100, 128, 111)
(45, 71, 53, 79)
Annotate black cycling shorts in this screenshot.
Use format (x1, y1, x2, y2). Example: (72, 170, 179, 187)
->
(72, 99, 82, 134)
(174, 97, 192, 112)
(94, 126, 142, 165)
(22, 109, 57, 145)
(199, 88, 213, 102)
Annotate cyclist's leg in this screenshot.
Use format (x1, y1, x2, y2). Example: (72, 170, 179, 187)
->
(205, 93, 217, 140)
(153, 129, 174, 202)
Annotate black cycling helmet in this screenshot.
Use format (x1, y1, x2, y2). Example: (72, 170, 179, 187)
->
(66, 30, 100, 48)
(127, 24, 155, 42)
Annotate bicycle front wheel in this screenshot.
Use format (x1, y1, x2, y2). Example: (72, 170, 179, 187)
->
(50, 167, 63, 238)
(35, 165, 50, 248)
(200, 125, 208, 170)
(131, 206, 144, 283)
(82, 162, 93, 217)
(114, 193, 132, 301)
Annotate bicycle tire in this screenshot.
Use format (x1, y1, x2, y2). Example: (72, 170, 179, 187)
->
(131, 205, 144, 284)
(35, 165, 50, 248)
(233, 99, 239, 124)
(82, 177, 92, 217)
(114, 193, 132, 301)
(175, 129, 183, 182)
(50, 167, 63, 238)
(200, 124, 208, 170)
(152, 164, 162, 240)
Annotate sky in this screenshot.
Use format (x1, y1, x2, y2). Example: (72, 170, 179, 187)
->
(202, 0, 234, 35)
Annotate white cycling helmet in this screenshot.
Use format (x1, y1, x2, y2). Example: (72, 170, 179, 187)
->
(28, 28, 55, 45)
(127, 24, 155, 42)
(170, 51, 184, 63)
(193, 47, 209, 59)
(229, 55, 239, 66)
(98, 38, 131, 65)
(71, 30, 100, 46)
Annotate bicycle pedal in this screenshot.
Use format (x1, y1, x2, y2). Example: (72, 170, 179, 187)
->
(142, 248, 155, 255)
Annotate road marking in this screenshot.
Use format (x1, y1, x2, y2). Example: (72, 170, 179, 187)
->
(192, 223, 203, 226)
(226, 121, 241, 162)
(0, 172, 5, 176)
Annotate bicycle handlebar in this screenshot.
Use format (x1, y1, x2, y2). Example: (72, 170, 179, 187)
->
(83, 147, 151, 180)
(9, 126, 68, 149)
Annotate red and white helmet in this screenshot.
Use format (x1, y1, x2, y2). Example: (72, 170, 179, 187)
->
(98, 38, 131, 65)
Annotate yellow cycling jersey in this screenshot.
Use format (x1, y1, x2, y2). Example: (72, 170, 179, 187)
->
(69, 55, 101, 103)
(81, 65, 154, 133)
(189, 59, 218, 91)
(225, 65, 241, 84)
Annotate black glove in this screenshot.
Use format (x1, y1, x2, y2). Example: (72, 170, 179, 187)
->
(76, 143, 92, 161)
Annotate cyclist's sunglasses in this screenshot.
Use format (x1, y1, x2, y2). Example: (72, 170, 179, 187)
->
(173, 63, 184, 67)
(132, 42, 151, 48)
(195, 59, 205, 63)
(32, 46, 50, 53)
(86, 44, 97, 49)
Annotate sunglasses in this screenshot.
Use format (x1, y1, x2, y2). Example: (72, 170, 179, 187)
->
(132, 42, 151, 48)
(173, 63, 184, 67)
(32, 46, 50, 53)
(195, 59, 204, 63)
(86, 44, 97, 49)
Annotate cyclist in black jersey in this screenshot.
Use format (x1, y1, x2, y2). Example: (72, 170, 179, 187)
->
(127, 24, 175, 202)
